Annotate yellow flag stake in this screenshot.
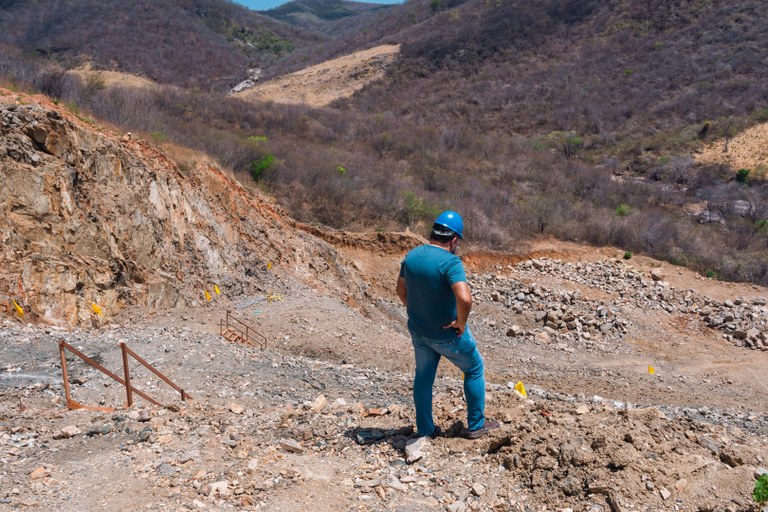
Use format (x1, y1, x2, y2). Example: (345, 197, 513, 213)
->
(648, 365, 656, 375)
(214, 285, 221, 295)
(91, 303, 103, 316)
(12, 299, 24, 318)
(514, 381, 527, 398)
(204, 290, 212, 302)
(267, 261, 272, 271)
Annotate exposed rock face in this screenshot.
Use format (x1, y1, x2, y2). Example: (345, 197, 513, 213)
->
(0, 92, 359, 327)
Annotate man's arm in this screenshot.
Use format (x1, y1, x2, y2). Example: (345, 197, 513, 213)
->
(444, 281, 471, 335)
(396, 276, 407, 305)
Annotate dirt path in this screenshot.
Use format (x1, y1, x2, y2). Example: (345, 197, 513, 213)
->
(232, 44, 400, 107)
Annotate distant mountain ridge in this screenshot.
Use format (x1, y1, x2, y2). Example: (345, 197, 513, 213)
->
(261, 0, 395, 31)
(0, 0, 319, 89)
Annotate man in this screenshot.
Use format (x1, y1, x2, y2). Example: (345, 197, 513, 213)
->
(396, 211, 499, 439)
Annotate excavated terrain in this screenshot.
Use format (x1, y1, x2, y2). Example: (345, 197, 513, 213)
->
(1, 90, 768, 512)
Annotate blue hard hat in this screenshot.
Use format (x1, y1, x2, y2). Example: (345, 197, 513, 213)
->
(434, 210, 464, 239)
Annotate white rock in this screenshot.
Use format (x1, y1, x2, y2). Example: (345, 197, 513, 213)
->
(209, 480, 230, 497)
(405, 437, 430, 463)
(311, 394, 328, 413)
(279, 439, 304, 453)
(54, 426, 82, 439)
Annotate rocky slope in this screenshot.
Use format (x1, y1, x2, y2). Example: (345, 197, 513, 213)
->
(0, 89, 368, 327)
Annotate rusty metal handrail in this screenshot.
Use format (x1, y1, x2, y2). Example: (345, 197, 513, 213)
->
(58, 339, 190, 411)
(119, 342, 190, 407)
(220, 310, 267, 349)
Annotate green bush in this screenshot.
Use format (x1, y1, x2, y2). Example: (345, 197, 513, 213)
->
(736, 168, 750, 183)
(623, 251, 632, 260)
(337, 165, 347, 176)
(250, 155, 274, 181)
(615, 203, 631, 217)
(149, 131, 167, 143)
(403, 191, 440, 225)
(754, 474, 768, 507)
(753, 108, 768, 123)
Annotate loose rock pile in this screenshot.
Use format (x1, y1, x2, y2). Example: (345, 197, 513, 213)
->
(499, 258, 768, 351)
(473, 272, 628, 348)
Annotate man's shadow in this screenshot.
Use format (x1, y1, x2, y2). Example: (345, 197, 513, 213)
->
(345, 421, 465, 450)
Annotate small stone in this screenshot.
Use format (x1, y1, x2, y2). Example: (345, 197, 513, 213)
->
(310, 395, 328, 413)
(405, 437, 430, 463)
(279, 439, 304, 453)
(354, 478, 380, 488)
(448, 501, 466, 512)
(471, 483, 486, 496)
(229, 403, 245, 414)
(382, 476, 407, 492)
(575, 405, 590, 415)
(86, 424, 113, 437)
(192, 499, 207, 509)
(54, 426, 82, 439)
(156, 462, 177, 476)
(660, 488, 672, 500)
(209, 480, 230, 497)
(30, 466, 49, 480)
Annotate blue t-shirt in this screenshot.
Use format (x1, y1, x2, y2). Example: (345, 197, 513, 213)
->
(399, 244, 467, 340)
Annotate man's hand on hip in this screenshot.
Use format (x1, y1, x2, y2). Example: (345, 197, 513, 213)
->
(443, 320, 465, 336)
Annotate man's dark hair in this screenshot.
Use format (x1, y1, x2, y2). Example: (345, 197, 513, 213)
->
(429, 223, 457, 243)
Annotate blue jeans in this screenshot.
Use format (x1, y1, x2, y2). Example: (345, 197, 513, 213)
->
(411, 327, 485, 436)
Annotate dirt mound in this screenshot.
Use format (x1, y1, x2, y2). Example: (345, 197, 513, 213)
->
(232, 44, 399, 108)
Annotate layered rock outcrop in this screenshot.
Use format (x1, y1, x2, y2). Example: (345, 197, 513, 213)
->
(0, 90, 359, 327)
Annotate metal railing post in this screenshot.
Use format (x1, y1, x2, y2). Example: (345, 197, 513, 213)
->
(120, 342, 133, 407)
(59, 343, 73, 405)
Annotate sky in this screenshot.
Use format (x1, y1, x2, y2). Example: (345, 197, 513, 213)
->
(233, 0, 404, 10)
